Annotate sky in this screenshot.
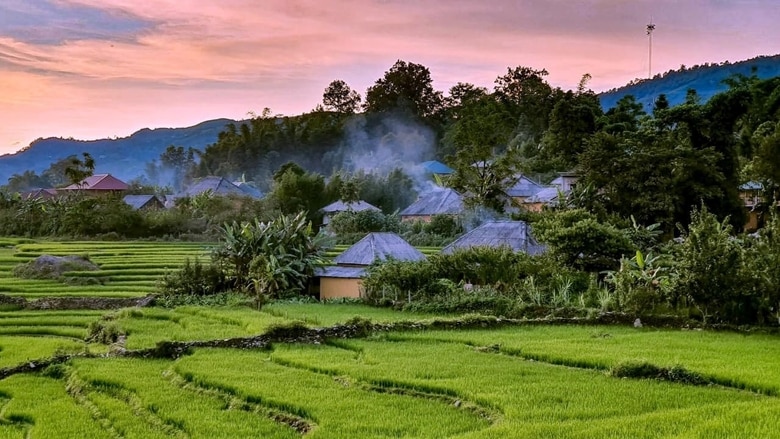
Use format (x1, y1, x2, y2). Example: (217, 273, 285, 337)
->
(1, 0, 779, 154)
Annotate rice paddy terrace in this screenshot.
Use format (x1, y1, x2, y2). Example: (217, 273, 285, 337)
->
(0, 238, 440, 300)
(1, 239, 780, 438)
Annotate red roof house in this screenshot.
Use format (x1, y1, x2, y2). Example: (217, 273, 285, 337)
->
(62, 174, 129, 192)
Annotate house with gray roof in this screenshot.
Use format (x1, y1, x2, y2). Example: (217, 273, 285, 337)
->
(321, 200, 381, 226)
(317, 232, 425, 299)
(123, 195, 164, 211)
(178, 176, 261, 199)
(521, 187, 562, 212)
(442, 220, 545, 256)
(400, 188, 464, 222)
(505, 175, 545, 203)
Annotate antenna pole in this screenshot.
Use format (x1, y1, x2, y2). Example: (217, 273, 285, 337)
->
(647, 20, 656, 79)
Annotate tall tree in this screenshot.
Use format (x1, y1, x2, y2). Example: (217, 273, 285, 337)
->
(322, 80, 362, 114)
(444, 94, 521, 212)
(64, 153, 95, 187)
(363, 60, 444, 120)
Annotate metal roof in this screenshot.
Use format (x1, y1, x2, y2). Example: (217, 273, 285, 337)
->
(400, 188, 464, 216)
(321, 200, 381, 214)
(442, 220, 546, 255)
(180, 176, 247, 198)
(63, 174, 129, 191)
(524, 187, 561, 203)
(334, 232, 426, 266)
(315, 266, 367, 278)
(123, 195, 163, 210)
(505, 175, 545, 198)
(420, 160, 454, 175)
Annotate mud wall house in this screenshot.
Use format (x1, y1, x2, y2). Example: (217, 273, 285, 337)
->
(740, 181, 764, 232)
(400, 188, 464, 223)
(442, 220, 546, 256)
(321, 200, 381, 226)
(316, 232, 426, 300)
(60, 174, 129, 194)
(521, 187, 560, 212)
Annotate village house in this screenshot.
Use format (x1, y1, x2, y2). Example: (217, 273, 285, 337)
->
(320, 200, 381, 226)
(123, 195, 165, 211)
(61, 174, 129, 193)
(442, 220, 546, 256)
(20, 188, 58, 200)
(400, 188, 464, 222)
(315, 232, 425, 300)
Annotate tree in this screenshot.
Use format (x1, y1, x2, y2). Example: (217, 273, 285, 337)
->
(493, 66, 556, 144)
(322, 80, 362, 113)
(64, 153, 95, 187)
(444, 94, 521, 212)
(159, 145, 197, 190)
(5, 170, 50, 192)
(533, 209, 634, 272)
(364, 60, 444, 120)
(674, 206, 743, 323)
(538, 90, 601, 171)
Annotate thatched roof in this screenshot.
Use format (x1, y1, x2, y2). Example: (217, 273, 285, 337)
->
(506, 175, 544, 198)
(442, 220, 546, 255)
(400, 188, 464, 217)
(180, 176, 247, 198)
(321, 200, 381, 214)
(315, 266, 367, 279)
(334, 232, 426, 266)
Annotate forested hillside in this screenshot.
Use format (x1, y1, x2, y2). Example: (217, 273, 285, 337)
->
(599, 54, 780, 110)
(0, 119, 234, 184)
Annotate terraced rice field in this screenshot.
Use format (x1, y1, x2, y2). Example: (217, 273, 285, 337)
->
(1, 303, 780, 438)
(0, 238, 212, 299)
(2, 239, 780, 437)
(0, 238, 440, 300)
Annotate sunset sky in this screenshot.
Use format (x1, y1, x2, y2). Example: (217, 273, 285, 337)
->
(1, 0, 778, 154)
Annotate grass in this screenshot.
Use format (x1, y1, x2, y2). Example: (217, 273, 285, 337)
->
(395, 325, 780, 395)
(2, 308, 780, 437)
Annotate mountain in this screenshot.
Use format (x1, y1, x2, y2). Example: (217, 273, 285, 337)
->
(0, 118, 235, 184)
(599, 54, 780, 110)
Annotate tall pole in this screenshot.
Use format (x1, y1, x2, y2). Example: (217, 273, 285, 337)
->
(647, 20, 656, 79)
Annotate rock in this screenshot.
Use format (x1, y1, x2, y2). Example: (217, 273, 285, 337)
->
(634, 318, 643, 328)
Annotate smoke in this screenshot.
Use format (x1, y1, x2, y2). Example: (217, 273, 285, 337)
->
(333, 114, 440, 194)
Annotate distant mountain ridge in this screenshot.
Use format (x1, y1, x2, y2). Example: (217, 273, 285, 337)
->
(599, 54, 780, 110)
(0, 118, 235, 184)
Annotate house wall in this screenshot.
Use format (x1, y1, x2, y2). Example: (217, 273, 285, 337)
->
(522, 202, 545, 213)
(401, 215, 433, 223)
(745, 209, 761, 232)
(320, 278, 362, 300)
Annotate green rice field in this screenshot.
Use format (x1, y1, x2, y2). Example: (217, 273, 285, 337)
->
(1, 304, 780, 438)
(0, 238, 439, 300)
(2, 239, 780, 437)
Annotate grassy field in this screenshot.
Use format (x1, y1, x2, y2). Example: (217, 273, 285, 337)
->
(0, 239, 438, 300)
(1, 304, 780, 438)
(2, 239, 780, 437)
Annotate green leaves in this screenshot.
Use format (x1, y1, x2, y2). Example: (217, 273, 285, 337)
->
(212, 212, 327, 300)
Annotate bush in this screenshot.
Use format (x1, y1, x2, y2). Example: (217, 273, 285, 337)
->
(86, 320, 125, 344)
(157, 258, 230, 297)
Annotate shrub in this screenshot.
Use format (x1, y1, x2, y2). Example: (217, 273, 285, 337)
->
(157, 258, 230, 297)
(86, 320, 125, 344)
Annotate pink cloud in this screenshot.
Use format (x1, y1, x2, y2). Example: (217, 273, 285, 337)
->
(1, 0, 779, 154)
